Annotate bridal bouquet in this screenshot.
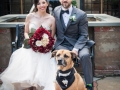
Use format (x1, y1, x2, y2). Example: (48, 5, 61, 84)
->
(23, 26, 55, 53)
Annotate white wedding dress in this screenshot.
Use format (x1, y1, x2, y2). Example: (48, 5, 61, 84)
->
(0, 23, 57, 90)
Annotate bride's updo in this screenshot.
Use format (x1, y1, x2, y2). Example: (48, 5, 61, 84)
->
(33, 0, 49, 13)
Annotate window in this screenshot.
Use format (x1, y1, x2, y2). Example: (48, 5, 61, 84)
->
(103, 0, 120, 18)
(83, 0, 100, 14)
(0, 0, 10, 16)
(10, 0, 33, 14)
(82, 0, 120, 18)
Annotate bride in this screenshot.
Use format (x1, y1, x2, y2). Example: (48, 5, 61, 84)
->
(0, 0, 57, 90)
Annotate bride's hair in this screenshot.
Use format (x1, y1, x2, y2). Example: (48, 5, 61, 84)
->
(33, 0, 49, 13)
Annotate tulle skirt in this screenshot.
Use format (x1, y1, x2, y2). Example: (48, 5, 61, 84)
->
(0, 48, 57, 90)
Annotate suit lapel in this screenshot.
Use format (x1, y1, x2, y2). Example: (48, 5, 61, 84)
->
(56, 6, 65, 31)
(66, 7, 77, 31)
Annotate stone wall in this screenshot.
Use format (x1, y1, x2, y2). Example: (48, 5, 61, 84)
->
(94, 27, 120, 76)
(0, 28, 11, 73)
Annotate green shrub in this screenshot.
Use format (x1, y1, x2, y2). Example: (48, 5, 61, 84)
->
(72, 0, 77, 7)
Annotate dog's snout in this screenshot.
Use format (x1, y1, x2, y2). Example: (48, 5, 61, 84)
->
(58, 59, 63, 65)
(57, 59, 67, 66)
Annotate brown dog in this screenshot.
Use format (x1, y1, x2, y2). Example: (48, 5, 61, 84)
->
(52, 49, 87, 90)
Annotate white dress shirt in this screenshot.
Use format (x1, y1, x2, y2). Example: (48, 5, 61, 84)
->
(61, 5, 73, 27)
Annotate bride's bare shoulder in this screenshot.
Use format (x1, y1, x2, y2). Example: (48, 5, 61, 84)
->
(48, 14, 55, 21)
(26, 12, 35, 19)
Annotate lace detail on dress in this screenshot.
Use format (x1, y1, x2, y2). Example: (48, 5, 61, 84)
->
(29, 23, 51, 32)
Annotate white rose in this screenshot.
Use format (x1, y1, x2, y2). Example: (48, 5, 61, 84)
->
(42, 34, 48, 39)
(35, 40, 42, 46)
(41, 38, 49, 47)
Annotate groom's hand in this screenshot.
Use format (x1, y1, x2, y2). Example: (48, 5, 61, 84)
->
(72, 48, 78, 56)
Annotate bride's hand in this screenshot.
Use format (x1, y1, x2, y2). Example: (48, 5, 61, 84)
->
(24, 32, 29, 39)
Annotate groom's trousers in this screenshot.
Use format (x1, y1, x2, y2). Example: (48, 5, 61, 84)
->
(55, 45, 93, 85)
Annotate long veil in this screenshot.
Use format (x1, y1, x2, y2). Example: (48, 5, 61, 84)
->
(29, 4, 35, 13)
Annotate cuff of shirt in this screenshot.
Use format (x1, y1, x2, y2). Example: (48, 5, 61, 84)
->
(73, 48, 79, 52)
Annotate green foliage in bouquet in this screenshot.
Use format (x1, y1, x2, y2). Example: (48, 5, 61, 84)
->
(23, 28, 36, 49)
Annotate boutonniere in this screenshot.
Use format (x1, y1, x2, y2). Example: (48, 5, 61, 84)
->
(69, 14, 76, 22)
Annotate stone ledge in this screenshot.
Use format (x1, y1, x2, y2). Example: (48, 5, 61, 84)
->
(95, 70, 120, 76)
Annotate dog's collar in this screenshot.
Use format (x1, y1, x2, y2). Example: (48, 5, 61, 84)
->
(59, 71, 71, 77)
(58, 68, 72, 77)
(56, 68, 75, 89)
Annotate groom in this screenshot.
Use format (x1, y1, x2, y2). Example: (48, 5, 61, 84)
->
(53, 0, 93, 90)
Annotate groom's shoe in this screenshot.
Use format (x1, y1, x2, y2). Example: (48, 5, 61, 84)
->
(86, 84, 93, 90)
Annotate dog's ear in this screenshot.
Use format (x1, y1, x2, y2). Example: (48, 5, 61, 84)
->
(70, 51, 77, 59)
(70, 51, 80, 61)
(51, 50, 58, 58)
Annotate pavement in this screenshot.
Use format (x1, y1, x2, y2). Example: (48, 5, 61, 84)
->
(0, 76, 120, 90)
(93, 76, 120, 90)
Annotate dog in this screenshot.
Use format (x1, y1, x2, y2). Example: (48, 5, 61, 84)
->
(52, 49, 87, 90)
